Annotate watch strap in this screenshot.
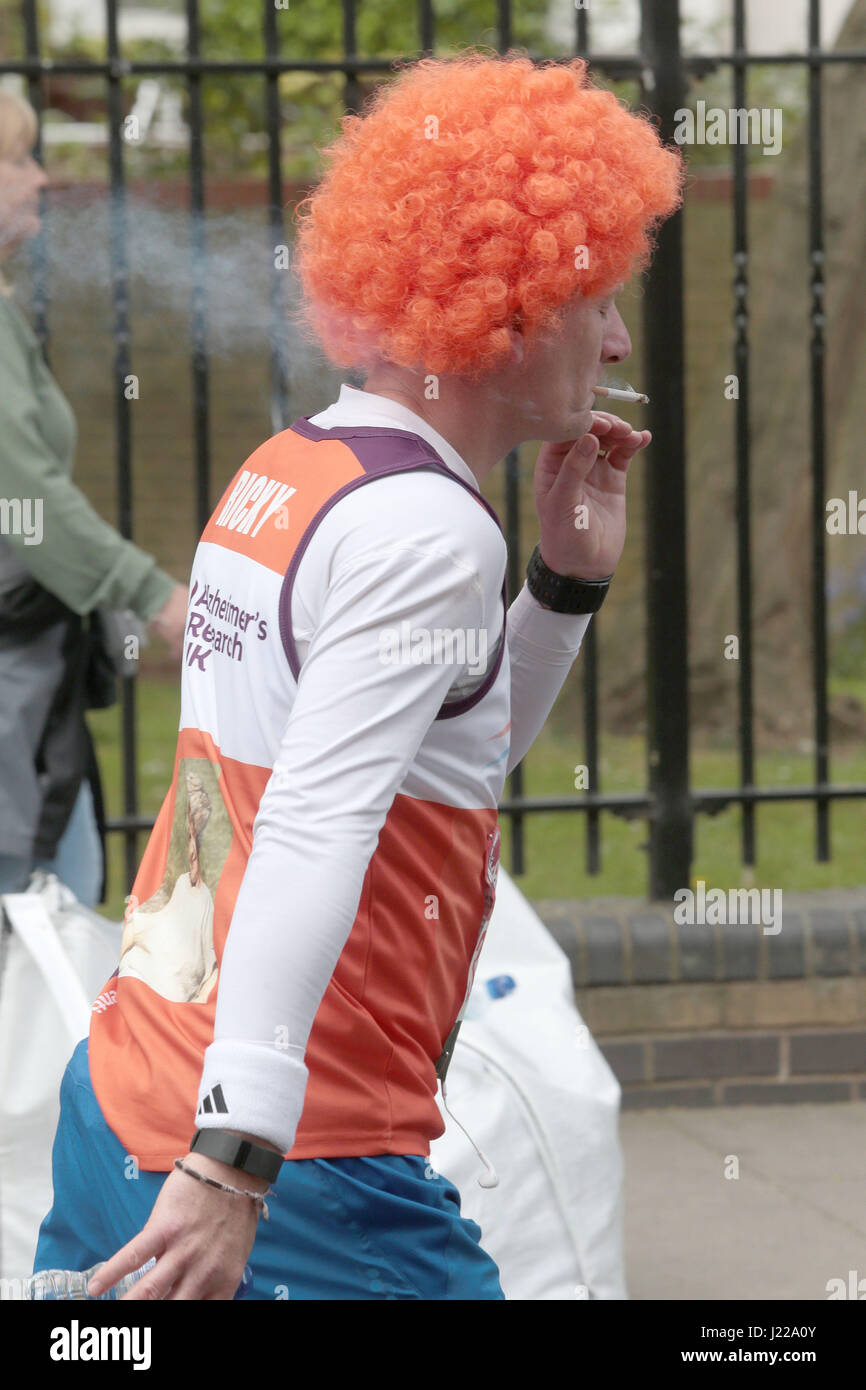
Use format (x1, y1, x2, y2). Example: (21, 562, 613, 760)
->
(526, 543, 612, 614)
(190, 1128, 284, 1182)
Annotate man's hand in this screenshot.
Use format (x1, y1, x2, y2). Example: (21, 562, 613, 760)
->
(86, 1136, 277, 1301)
(148, 583, 189, 661)
(533, 412, 651, 580)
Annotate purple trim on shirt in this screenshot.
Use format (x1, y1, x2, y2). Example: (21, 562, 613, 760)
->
(278, 416, 508, 720)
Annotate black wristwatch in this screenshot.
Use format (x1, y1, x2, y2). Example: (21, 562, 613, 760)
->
(190, 1128, 284, 1182)
(526, 543, 613, 614)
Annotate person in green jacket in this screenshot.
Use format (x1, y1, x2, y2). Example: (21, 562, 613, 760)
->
(0, 90, 188, 906)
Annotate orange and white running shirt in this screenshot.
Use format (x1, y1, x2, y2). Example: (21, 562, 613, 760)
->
(88, 384, 592, 1168)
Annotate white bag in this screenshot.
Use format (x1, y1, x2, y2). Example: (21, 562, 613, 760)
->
(0, 871, 122, 1279)
(429, 867, 627, 1300)
(0, 866, 626, 1298)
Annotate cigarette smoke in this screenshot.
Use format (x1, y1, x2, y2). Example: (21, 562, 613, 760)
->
(16, 196, 313, 362)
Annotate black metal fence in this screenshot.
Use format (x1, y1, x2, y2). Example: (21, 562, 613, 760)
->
(3, 0, 865, 901)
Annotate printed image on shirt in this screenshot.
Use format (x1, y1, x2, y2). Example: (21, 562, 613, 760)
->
(118, 760, 231, 1003)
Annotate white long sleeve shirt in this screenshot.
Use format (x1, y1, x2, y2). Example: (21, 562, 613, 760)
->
(200, 386, 592, 1149)
(90, 383, 594, 1162)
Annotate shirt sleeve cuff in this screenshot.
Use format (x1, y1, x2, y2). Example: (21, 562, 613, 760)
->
(508, 579, 593, 658)
(128, 564, 177, 622)
(195, 1038, 309, 1156)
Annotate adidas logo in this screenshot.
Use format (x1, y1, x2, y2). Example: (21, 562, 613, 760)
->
(197, 1084, 229, 1116)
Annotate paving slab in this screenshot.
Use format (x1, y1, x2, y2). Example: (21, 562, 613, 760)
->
(619, 1101, 866, 1300)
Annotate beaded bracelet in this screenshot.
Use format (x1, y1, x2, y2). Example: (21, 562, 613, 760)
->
(174, 1156, 272, 1220)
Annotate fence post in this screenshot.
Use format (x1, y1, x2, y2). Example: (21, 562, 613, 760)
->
(640, 0, 692, 900)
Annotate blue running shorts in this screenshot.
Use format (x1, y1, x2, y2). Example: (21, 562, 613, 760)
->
(33, 1038, 505, 1300)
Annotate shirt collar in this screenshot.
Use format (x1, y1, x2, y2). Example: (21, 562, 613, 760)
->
(308, 383, 481, 494)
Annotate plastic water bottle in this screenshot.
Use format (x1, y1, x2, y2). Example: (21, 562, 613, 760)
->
(2, 1259, 253, 1300)
(463, 973, 516, 1021)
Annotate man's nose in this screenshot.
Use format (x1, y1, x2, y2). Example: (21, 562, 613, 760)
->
(602, 305, 632, 365)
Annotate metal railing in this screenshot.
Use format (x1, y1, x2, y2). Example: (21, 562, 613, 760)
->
(4, 0, 865, 900)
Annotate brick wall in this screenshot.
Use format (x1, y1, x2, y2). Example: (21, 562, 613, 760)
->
(534, 889, 866, 1108)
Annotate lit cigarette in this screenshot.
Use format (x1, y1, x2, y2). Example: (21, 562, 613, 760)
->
(593, 385, 649, 404)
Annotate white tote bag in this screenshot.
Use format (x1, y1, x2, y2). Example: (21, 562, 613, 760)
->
(0, 871, 122, 1280)
(0, 866, 626, 1298)
(429, 867, 627, 1300)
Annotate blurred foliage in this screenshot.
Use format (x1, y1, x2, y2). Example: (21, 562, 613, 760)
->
(4, 0, 551, 183)
(2, 0, 813, 183)
(195, 0, 553, 181)
(0, 0, 25, 54)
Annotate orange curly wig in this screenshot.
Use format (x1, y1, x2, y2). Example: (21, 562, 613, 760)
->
(292, 51, 685, 380)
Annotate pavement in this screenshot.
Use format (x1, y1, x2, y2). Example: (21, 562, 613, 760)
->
(619, 1100, 866, 1301)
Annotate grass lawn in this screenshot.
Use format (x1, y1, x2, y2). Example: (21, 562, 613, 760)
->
(88, 675, 866, 923)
